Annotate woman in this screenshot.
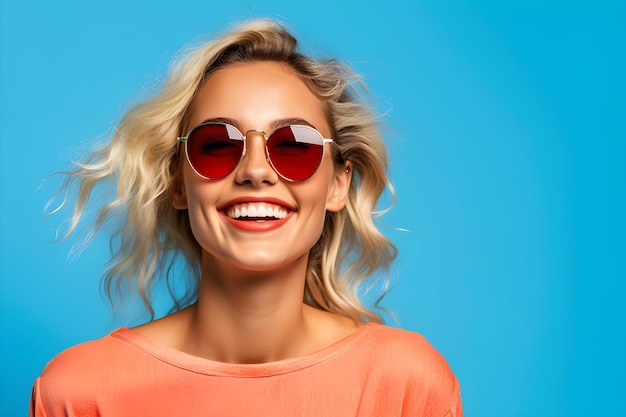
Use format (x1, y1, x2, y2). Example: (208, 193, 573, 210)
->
(31, 20, 462, 416)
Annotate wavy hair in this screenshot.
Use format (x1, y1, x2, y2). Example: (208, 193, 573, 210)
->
(53, 19, 397, 323)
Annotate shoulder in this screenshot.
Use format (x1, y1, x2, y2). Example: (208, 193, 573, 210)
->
(359, 324, 462, 412)
(41, 330, 126, 374)
(363, 324, 449, 367)
(35, 330, 135, 403)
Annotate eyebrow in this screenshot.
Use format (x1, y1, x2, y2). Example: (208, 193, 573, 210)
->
(198, 117, 318, 133)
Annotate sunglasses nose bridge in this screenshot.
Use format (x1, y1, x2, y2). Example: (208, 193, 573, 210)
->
(244, 128, 266, 133)
(233, 129, 278, 185)
(242, 129, 270, 160)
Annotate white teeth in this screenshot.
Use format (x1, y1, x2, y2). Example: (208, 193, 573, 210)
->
(225, 203, 289, 220)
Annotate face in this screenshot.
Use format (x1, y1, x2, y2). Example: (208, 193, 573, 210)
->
(173, 61, 351, 274)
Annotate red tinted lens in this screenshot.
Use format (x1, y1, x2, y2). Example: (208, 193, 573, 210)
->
(186, 124, 244, 179)
(267, 126, 325, 181)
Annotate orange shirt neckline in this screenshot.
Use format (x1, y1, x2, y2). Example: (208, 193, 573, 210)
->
(112, 322, 380, 378)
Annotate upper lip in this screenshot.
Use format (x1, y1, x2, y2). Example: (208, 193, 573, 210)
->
(217, 196, 296, 212)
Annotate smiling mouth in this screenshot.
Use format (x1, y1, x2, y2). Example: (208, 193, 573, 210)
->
(224, 203, 290, 221)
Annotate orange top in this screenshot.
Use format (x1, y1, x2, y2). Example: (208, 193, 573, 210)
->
(31, 323, 462, 416)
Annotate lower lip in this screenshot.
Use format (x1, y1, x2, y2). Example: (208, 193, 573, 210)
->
(221, 213, 292, 232)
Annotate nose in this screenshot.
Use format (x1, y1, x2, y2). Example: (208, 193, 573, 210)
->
(234, 131, 278, 186)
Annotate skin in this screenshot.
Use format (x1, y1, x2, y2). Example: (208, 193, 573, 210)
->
(134, 61, 358, 364)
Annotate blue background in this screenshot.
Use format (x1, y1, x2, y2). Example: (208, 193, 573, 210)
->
(1, 1, 625, 416)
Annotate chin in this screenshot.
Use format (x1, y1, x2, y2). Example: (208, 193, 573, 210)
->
(232, 254, 300, 272)
(204, 248, 307, 274)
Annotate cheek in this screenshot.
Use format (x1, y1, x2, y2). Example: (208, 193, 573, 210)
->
(182, 179, 224, 244)
(294, 176, 333, 231)
(186, 203, 216, 250)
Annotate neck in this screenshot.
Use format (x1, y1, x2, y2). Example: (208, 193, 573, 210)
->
(183, 252, 314, 363)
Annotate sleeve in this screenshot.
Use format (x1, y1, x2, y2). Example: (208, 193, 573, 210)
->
(404, 368, 463, 417)
(28, 338, 107, 417)
(30, 378, 48, 417)
(389, 330, 463, 417)
(444, 378, 463, 417)
(417, 358, 463, 417)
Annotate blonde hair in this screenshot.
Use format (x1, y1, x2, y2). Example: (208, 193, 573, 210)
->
(55, 20, 397, 323)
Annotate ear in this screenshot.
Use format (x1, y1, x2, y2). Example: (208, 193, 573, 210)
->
(326, 161, 353, 212)
(170, 171, 188, 210)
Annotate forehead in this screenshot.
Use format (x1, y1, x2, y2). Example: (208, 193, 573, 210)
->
(188, 61, 329, 135)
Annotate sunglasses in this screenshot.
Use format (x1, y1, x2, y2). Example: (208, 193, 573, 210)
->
(178, 123, 334, 182)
